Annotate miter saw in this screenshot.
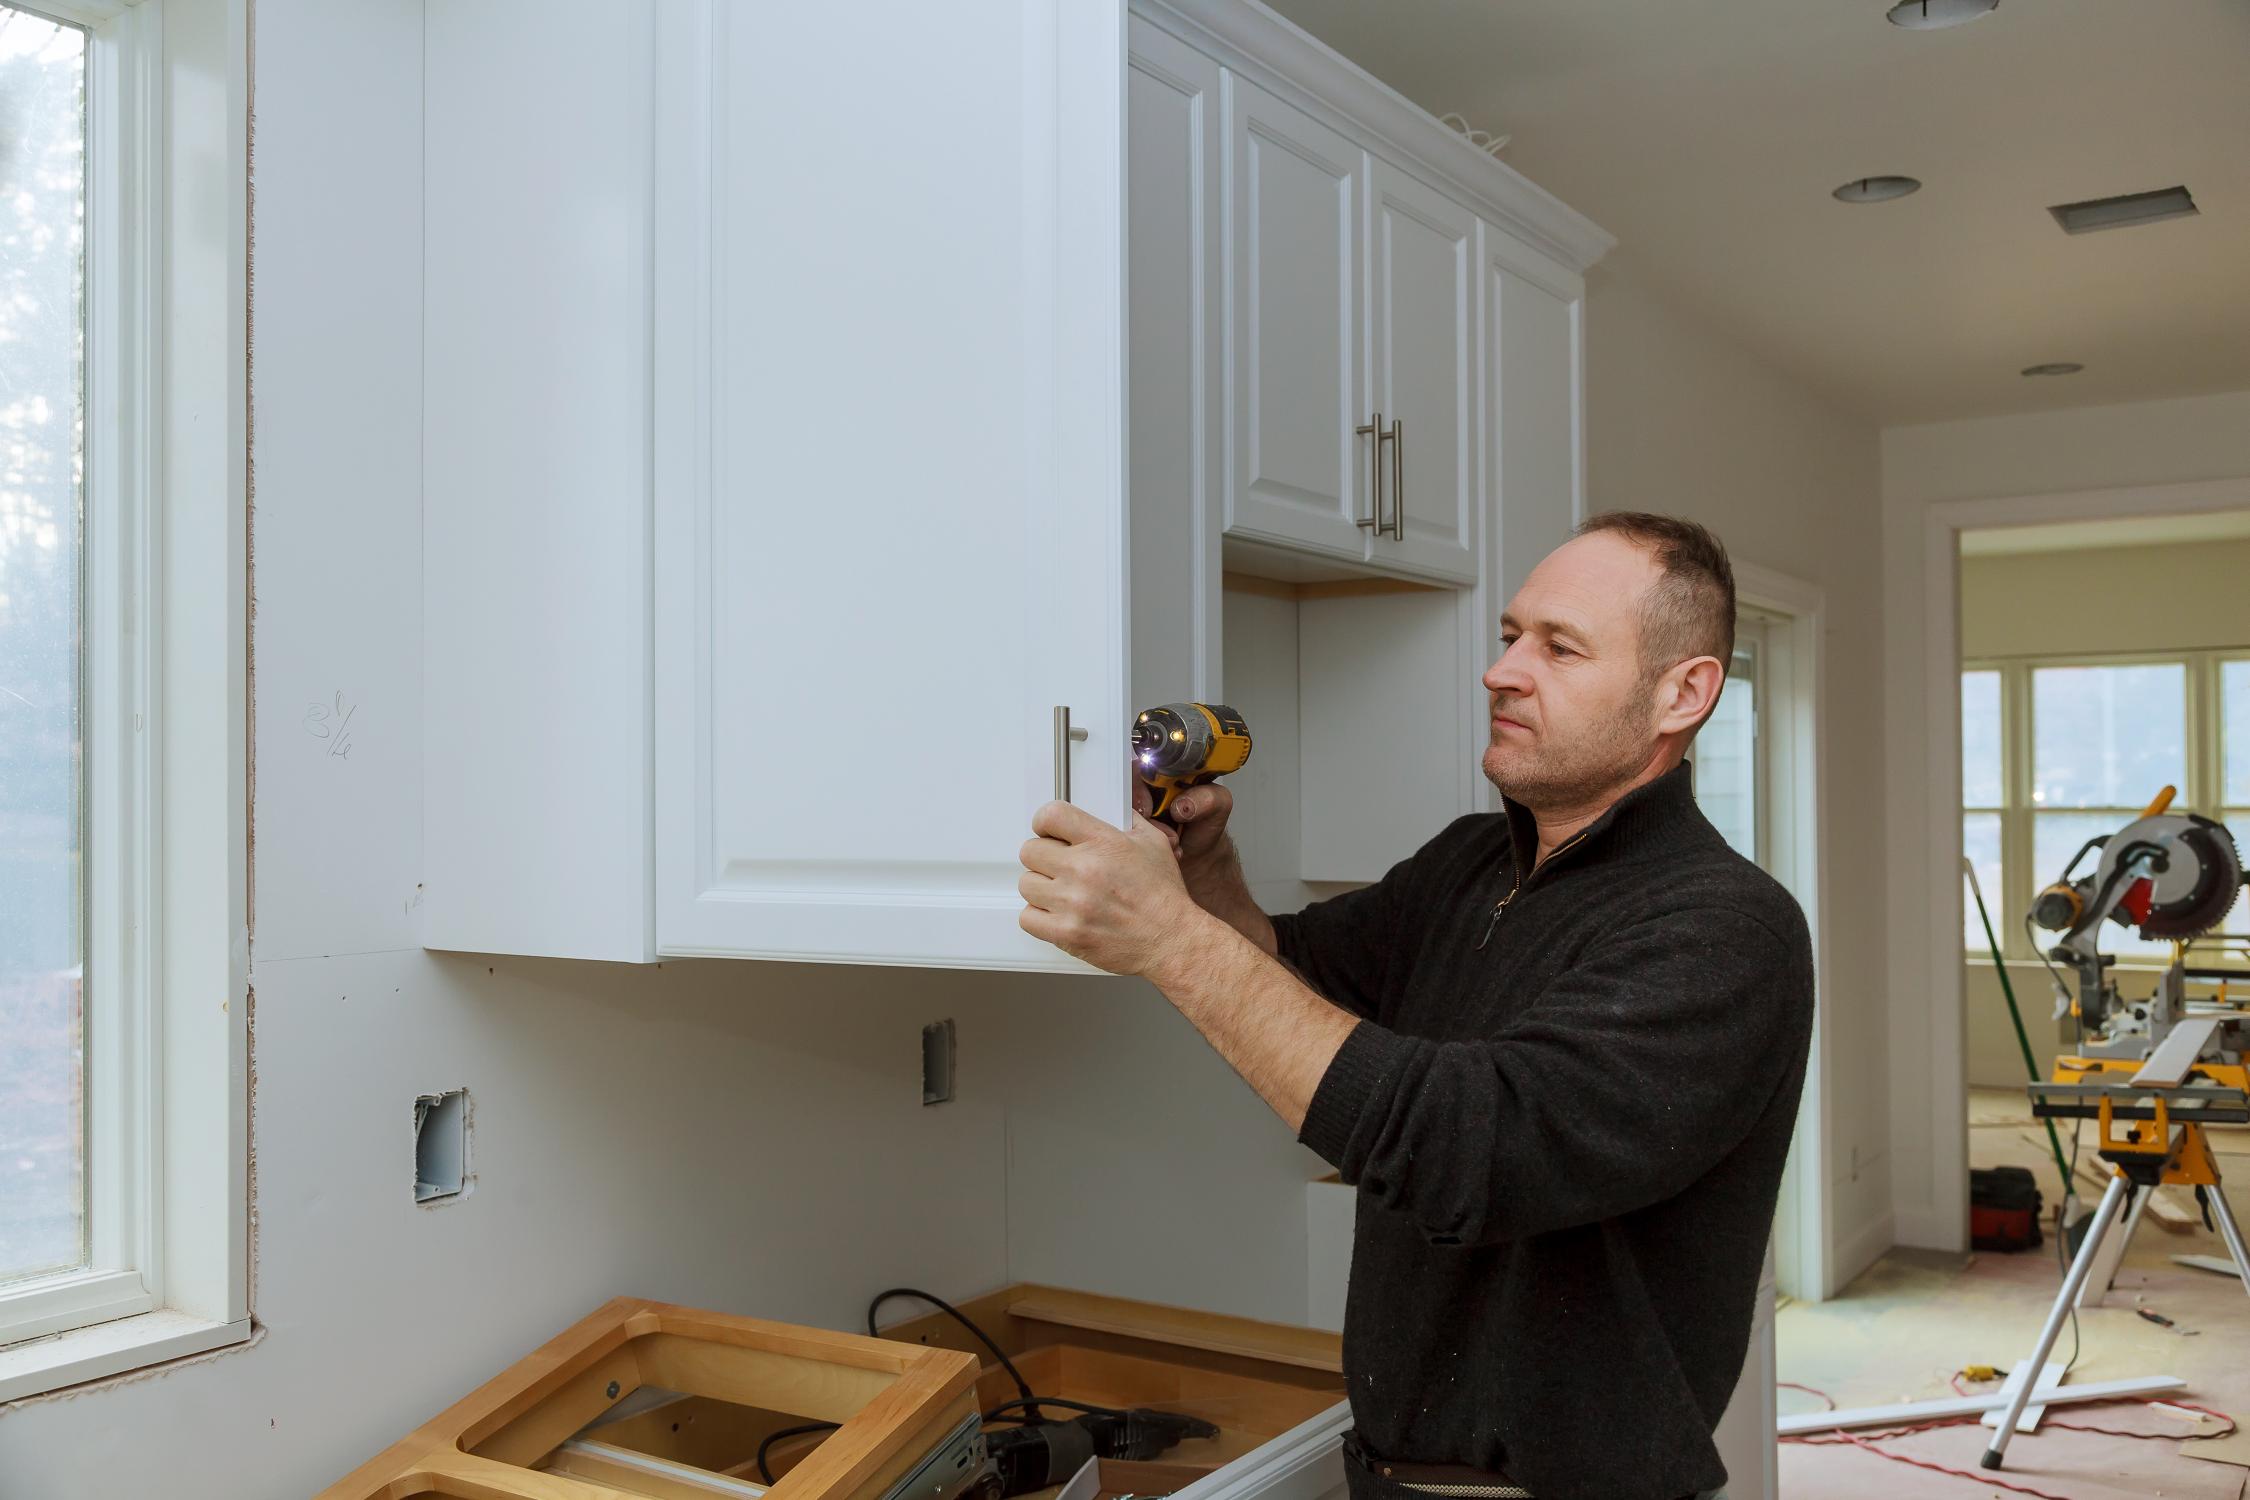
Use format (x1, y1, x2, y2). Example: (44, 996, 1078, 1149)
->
(1982, 787, 2250, 1473)
(2026, 784, 2247, 1060)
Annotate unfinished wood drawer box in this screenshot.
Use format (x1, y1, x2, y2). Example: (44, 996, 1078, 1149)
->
(876, 1285, 1348, 1500)
(320, 1297, 983, 1500)
(323, 1288, 1347, 1500)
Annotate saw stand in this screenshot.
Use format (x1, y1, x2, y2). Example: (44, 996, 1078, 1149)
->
(1980, 1015, 2250, 1472)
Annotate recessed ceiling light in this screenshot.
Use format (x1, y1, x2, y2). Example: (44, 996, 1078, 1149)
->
(1886, 0, 2000, 29)
(2020, 362, 2084, 377)
(1833, 176, 1922, 203)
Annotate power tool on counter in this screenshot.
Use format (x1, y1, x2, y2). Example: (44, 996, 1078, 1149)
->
(981, 1407, 1219, 1497)
(1132, 702, 1252, 820)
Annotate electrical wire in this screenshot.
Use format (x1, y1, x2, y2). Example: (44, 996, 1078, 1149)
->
(867, 1287, 1040, 1412)
(981, 1396, 1133, 1425)
(1779, 1383, 2234, 1500)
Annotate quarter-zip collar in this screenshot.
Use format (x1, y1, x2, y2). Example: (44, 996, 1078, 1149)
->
(1500, 757, 1701, 891)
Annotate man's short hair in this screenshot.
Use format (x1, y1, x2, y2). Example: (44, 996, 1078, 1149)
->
(1573, 511, 1736, 679)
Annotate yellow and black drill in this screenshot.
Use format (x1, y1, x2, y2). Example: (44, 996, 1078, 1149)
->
(1132, 702, 1252, 821)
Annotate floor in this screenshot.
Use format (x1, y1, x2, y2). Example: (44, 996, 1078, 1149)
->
(1775, 1087, 2250, 1500)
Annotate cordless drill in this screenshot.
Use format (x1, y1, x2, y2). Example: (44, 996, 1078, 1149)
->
(1132, 702, 1252, 820)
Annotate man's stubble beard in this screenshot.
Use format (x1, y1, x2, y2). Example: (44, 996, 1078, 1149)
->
(1481, 684, 1659, 812)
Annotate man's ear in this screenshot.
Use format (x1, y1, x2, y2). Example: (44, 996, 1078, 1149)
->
(1659, 655, 1726, 737)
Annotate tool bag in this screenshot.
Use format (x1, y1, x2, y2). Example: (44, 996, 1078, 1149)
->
(1969, 1165, 2045, 1252)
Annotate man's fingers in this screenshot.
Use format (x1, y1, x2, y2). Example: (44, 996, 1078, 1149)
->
(1173, 784, 1232, 826)
(1017, 869, 1059, 908)
(1131, 779, 1155, 818)
(1032, 798, 1109, 843)
(1129, 812, 1180, 853)
(1018, 836, 1070, 877)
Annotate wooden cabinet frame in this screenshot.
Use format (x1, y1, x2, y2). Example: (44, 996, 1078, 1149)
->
(321, 1298, 980, 1500)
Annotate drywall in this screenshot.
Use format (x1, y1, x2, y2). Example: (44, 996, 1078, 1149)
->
(1581, 249, 1891, 1287)
(1882, 390, 2250, 1249)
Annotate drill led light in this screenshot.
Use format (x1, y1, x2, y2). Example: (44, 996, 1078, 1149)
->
(1170, 730, 1185, 741)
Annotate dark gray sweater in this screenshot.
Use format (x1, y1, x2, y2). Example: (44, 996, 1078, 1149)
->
(1275, 761, 1813, 1500)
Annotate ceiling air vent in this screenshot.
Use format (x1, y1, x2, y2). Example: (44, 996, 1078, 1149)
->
(2048, 186, 2198, 235)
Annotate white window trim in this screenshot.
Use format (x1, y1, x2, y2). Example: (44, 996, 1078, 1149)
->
(1962, 646, 2250, 965)
(0, 0, 250, 1403)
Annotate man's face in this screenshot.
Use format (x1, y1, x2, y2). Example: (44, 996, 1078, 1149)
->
(1482, 531, 1666, 807)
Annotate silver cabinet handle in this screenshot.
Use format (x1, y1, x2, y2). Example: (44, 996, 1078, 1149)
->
(1353, 410, 1383, 531)
(1053, 705, 1089, 802)
(1388, 416, 1404, 539)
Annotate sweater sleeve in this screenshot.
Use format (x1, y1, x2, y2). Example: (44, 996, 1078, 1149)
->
(1296, 905, 1810, 1245)
(1267, 885, 1400, 1023)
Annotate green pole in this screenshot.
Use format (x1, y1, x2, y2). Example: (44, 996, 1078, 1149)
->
(1964, 859, 2072, 1192)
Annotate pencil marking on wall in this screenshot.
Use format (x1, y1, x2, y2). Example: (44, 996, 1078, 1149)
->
(304, 689, 356, 758)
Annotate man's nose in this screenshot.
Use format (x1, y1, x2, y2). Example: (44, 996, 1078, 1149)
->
(1484, 642, 1533, 697)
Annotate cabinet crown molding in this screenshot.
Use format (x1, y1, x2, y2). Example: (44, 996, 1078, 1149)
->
(1135, 0, 1615, 276)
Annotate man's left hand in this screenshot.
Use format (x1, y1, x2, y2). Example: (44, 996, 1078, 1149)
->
(1019, 801, 1208, 976)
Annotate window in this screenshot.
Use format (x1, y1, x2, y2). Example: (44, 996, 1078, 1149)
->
(0, 0, 250, 1397)
(1696, 622, 1766, 866)
(1963, 650, 2250, 965)
(2, 0, 93, 1300)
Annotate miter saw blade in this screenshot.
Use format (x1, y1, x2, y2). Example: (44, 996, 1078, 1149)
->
(2136, 817, 2244, 939)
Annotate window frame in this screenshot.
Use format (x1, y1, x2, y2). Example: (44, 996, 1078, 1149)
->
(1964, 645, 2250, 965)
(0, 0, 250, 1400)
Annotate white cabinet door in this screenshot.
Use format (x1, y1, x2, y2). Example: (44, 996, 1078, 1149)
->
(1224, 75, 1371, 561)
(1487, 229, 1585, 603)
(1369, 159, 1479, 585)
(651, 2, 1128, 970)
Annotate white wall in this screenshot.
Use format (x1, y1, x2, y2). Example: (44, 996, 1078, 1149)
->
(1882, 390, 2250, 1247)
(1581, 250, 1892, 1286)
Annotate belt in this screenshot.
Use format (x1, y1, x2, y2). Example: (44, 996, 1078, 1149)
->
(1343, 1433, 1532, 1499)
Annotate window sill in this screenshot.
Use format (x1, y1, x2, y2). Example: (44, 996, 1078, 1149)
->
(0, 1309, 252, 1405)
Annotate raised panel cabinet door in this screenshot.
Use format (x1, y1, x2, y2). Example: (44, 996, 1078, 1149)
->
(1224, 74, 1371, 561)
(651, 2, 1128, 970)
(1487, 233, 1584, 604)
(1369, 159, 1479, 585)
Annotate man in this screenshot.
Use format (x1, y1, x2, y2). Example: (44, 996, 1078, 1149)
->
(1017, 512, 1814, 1500)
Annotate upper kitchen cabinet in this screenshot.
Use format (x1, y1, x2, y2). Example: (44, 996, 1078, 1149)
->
(422, 0, 1608, 972)
(1369, 158, 1479, 585)
(648, 3, 1130, 968)
(1486, 230, 1589, 604)
(424, 2, 1128, 970)
(1223, 75, 1371, 565)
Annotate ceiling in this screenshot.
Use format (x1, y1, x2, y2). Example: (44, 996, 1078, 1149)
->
(1960, 508, 2250, 557)
(1262, 0, 2250, 425)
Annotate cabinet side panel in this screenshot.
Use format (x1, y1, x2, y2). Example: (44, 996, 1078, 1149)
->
(422, 3, 655, 960)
